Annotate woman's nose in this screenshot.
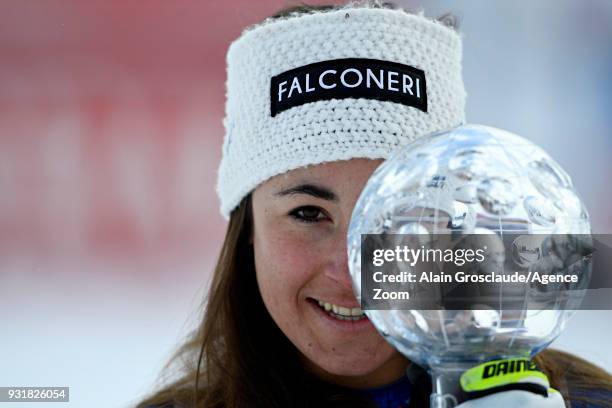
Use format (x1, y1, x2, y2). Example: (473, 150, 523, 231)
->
(323, 228, 354, 291)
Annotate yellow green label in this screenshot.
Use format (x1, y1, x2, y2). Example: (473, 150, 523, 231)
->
(460, 358, 549, 392)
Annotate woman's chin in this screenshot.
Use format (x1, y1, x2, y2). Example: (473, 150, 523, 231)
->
(320, 354, 388, 377)
(300, 343, 407, 388)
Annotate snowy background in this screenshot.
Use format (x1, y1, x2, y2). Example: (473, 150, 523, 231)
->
(0, 1, 610, 407)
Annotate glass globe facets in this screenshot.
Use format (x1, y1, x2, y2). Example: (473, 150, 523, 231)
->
(347, 124, 591, 368)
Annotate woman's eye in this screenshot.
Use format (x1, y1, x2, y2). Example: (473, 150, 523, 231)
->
(289, 206, 328, 223)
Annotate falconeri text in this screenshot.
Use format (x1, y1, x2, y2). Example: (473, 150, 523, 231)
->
(270, 58, 427, 116)
(277, 68, 422, 102)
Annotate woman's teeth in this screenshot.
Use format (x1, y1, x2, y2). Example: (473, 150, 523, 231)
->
(316, 299, 366, 321)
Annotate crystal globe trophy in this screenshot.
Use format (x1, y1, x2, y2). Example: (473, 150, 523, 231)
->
(347, 125, 592, 407)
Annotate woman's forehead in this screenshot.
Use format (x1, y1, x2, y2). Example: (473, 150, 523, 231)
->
(286, 158, 383, 181)
(258, 158, 384, 195)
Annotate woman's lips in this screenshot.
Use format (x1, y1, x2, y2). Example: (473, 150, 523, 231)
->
(312, 298, 364, 320)
(306, 298, 375, 331)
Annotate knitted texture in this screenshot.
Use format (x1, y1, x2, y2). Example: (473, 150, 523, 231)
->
(217, 5, 466, 219)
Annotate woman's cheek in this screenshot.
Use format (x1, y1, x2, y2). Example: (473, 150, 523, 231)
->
(258, 229, 322, 289)
(255, 228, 326, 325)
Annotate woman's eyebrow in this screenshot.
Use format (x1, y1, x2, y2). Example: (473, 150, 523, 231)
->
(274, 183, 339, 202)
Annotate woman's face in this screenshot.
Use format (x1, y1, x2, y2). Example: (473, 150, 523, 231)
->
(251, 158, 408, 388)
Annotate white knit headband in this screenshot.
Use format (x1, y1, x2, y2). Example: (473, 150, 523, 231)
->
(217, 5, 466, 219)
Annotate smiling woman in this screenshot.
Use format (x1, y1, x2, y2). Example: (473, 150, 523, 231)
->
(136, 2, 611, 408)
(251, 158, 405, 388)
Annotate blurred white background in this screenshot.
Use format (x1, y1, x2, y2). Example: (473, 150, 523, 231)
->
(0, 1, 610, 407)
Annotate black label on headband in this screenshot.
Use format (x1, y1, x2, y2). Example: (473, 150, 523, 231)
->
(270, 58, 427, 117)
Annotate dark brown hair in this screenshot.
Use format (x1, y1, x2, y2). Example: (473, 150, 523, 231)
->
(136, 3, 611, 407)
